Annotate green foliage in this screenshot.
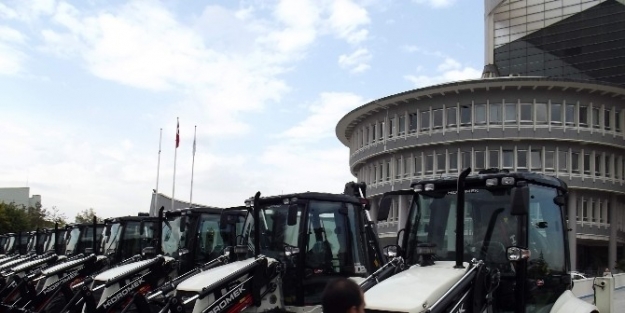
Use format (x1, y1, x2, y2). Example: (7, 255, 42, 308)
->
(74, 208, 103, 224)
(0, 202, 68, 233)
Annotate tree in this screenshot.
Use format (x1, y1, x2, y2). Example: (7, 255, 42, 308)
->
(74, 208, 103, 224)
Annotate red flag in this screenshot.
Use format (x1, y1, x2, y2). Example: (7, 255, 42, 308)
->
(175, 118, 180, 148)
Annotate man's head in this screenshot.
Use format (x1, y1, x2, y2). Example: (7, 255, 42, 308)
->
(322, 278, 365, 313)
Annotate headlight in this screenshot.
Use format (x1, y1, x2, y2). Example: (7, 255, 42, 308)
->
(501, 177, 515, 185)
(413, 184, 423, 192)
(485, 178, 498, 186)
(424, 183, 435, 191)
(506, 246, 531, 261)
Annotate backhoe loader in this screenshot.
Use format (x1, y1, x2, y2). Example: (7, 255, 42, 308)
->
(363, 168, 604, 313)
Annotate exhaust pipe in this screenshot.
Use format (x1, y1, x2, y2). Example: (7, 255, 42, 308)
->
(252, 191, 261, 258)
(158, 206, 165, 255)
(454, 167, 471, 269)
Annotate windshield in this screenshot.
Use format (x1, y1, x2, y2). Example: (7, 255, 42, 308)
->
(162, 216, 183, 257)
(103, 222, 123, 255)
(194, 214, 224, 263)
(65, 227, 81, 255)
(44, 232, 55, 252)
(405, 187, 518, 266)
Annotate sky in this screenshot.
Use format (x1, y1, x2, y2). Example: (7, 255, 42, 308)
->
(0, 0, 484, 220)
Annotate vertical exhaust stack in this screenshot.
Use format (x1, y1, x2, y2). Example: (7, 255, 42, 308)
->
(158, 206, 165, 255)
(93, 215, 98, 255)
(252, 191, 261, 258)
(54, 223, 59, 255)
(455, 167, 471, 269)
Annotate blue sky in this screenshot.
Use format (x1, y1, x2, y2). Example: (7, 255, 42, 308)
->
(0, 0, 483, 220)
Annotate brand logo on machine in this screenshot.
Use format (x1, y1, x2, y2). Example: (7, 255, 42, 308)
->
(207, 285, 246, 313)
(42, 271, 79, 295)
(447, 189, 479, 195)
(102, 278, 145, 309)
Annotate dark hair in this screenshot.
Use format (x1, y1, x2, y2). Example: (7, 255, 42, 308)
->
(322, 278, 363, 313)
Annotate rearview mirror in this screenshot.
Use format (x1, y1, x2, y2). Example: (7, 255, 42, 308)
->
(510, 182, 529, 216)
(377, 196, 393, 221)
(383, 245, 399, 258)
(287, 204, 299, 226)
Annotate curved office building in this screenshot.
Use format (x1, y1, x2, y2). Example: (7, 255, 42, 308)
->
(336, 76, 625, 273)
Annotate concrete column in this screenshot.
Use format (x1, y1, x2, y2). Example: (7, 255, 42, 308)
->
(609, 194, 618, 271)
(568, 190, 578, 271)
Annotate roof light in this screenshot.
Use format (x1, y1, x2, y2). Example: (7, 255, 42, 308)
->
(506, 247, 531, 261)
(424, 183, 435, 191)
(501, 177, 515, 185)
(244, 198, 252, 207)
(413, 184, 423, 192)
(485, 178, 498, 186)
(282, 198, 290, 205)
(291, 197, 298, 203)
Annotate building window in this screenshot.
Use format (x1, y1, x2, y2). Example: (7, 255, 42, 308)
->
(425, 154, 434, 174)
(502, 150, 513, 169)
(449, 151, 458, 172)
(582, 199, 588, 222)
(371, 124, 376, 143)
(595, 153, 601, 177)
(530, 149, 541, 170)
(604, 109, 611, 131)
(409, 113, 418, 133)
(421, 110, 430, 132)
(433, 109, 443, 130)
(460, 105, 472, 126)
(378, 121, 384, 141)
(386, 160, 391, 181)
(370, 165, 375, 184)
(572, 152, 580, 174)
(520, 103, 532, 125)
(565, 104, 576, 126)
(395, 158, 401, 179)
(490, 103, 502, 125)
(436, 152, 445, 174)
(545, 151, 555, 172)
(376, 164, 382, 183)
(388, 117, 395, 138)
(504, 102, 517, 125)
(461, 151, 471, 169)
(584, 153, 591, 175)
(364, 127, 369, 145)
(579, 106, 588, 127)
(592, 107, 600, 129)
(536, 103, 548, 124)
(475, 104, 487, 125)
(558, 150, 568, 173)
(398, 114, 406, 135)
(551, 103, 562, 124)
(414, 156, 422, 176)
(517, 150, 528, 170)
(489, 150, 500, 169)
(403, 157, 409, 178)
(446, 107, 457, 128)
(605, 155, 612, 178)
(475, 151, 485, 171)
(590, 200, 595, 223)
(616, 110, 621, 132)
(606, 201, 610, 224)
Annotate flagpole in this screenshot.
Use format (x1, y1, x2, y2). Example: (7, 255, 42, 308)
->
(190, 125, 197, 206)
(172, 117, 179, 210)
(153, 128, 162, 215)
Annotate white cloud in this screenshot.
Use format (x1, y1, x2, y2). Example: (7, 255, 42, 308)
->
(404, 57, 481, 88)
(412, 0, 457, 8)
(280, 92, 366, 142)
(327, 0, 370, 44)
(338, 48, 372, 73)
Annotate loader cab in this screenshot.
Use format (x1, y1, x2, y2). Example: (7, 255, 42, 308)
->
(100, 214, 158, 264)
(2, 233, 17, 256)
(174, 206, 230, 273)
(64, 222, 105, 256)
(242, 192, 383, 306)
(381, 170, 570, 313)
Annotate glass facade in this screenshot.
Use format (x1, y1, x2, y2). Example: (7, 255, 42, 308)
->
(493, 0, 625, 86)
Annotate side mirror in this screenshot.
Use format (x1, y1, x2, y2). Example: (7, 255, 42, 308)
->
(377, 197, 393, 221)
(287, 204, 299, 226)
(383, 245, 399, 258)
(510, 182, 529, 216)
(142, 246, 157, 258)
